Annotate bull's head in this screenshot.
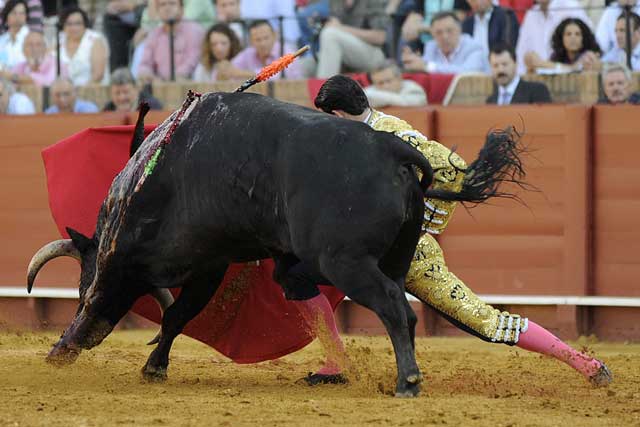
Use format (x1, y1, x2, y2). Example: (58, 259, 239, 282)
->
(27, 227, 172, 365)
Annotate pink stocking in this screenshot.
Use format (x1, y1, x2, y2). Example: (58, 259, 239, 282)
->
(293, 294, 346, 375)
(517, 321, 601, 378)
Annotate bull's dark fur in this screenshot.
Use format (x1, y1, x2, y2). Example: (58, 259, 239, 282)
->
(50, 92, 445, 396)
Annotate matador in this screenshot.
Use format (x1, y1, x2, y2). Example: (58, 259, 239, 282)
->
(291, 75, 612, 388)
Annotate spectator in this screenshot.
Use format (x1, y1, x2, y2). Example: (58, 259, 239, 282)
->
(137, 0, 205, 83)
(486, 43, 552, 104)
(214, 0, 244, 42)
(525, 17, 601, 73)
(59, 6, 109, 85)
(139, 0, 216, 31)
(45, 77, 99, 113)
(193, 22, 242, 82)
(596, 0, 640, 54)
(516, 0, 593, 75)
(315, 0, 388, 78)
(232, 19, 303, 79)
(402, 11, 490, 74)
(401, 0, 454, 48)
(601, 11, 640, 70)
(0, 0, 41, 32)
(296, 0, 329, 54)
(104, 67, 163, 112)
(0, 76, 35, 113)
(364, 60, 428, 107)
(7, 30, 61, 87)
(598, 62, 640, 103)
(463, 0, 519, 54)
(103, 0, 146, 72)
(0, 0, 29, 69)
(240, 0, 300, 46)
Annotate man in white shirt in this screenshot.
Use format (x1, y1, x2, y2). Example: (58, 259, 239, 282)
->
(515, 0, 592, 75)
(596, 0, 640, 54)
(364, 60, 428, 108)
(601, 10, 640, 70)
(0, 77, 35, 114)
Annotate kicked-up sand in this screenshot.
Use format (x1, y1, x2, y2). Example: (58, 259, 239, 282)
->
(0, 330, 638, 426)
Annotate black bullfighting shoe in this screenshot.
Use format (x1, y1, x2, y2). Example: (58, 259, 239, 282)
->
(589, 361, 613, 387)
(299, 372, 349, 386)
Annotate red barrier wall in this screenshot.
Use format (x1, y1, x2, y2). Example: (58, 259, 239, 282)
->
(0, 113, 126, 288)
(435, 105, 591, 297)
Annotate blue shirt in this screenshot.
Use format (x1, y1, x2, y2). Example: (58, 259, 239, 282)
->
(601, 43, 640, 72)
(422, 34, 490, 74)
(45, 99, 99, 114)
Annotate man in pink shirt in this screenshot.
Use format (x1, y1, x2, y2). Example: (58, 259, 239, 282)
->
(231, 20, 304, 80)
(137, 0, 204, 83)
(6, 31, 60, 87)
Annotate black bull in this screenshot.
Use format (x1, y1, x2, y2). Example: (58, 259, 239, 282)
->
(27, 92, 517, 397)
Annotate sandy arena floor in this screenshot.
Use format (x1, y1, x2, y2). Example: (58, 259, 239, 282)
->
(1, 330, 638, 426)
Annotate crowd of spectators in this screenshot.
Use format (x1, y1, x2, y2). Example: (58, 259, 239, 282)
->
(1, 0, 639, 115)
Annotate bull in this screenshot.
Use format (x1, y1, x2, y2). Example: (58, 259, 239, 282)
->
(28, 92, 478, 397)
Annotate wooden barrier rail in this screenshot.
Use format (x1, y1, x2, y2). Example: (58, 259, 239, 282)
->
(14, 72, 640, 113)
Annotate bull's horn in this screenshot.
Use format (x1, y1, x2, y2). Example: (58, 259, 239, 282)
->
(147, 288, 174, 345)
(27, 240, 81, 293)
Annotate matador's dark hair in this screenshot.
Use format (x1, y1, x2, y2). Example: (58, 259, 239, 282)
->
(314, 75, 370, 115)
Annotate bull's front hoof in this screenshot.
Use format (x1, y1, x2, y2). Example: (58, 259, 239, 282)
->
(142, 364, 168, 383)
(394, 382, 420, 398)
(394, 373, 422, 398)
(46, 345, 80, 366)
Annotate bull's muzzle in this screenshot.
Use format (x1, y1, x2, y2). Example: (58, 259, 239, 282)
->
(46, 314, 114, 366)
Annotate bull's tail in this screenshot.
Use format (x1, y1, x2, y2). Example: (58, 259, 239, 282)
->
(424, 127, 530, 205)
(129, 101, 151, 157)
(391, 135, 434, 193)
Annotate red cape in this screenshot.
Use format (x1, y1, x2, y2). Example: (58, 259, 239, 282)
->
(42, 125, 344, 363)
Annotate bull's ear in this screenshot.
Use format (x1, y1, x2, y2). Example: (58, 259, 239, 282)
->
(66, 227, 94, 254)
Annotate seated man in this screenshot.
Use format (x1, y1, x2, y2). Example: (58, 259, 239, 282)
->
(298, 74, 612, 387)
(0, 76, 35, 114)
(7, 30, 60, 87)
(231, 19, 303, 80)
(315, 0, 388, 78)
(45, 77, 99, 114)
(103, 67, 163, 112)
(364, 60, 428, 108)
(137, 0, 205, 83)
(598, 62, 640, 104)
(601, 12, 640, 71)
(402, 11, 489, 74)
(486, 43, 552, 105)
(462, 0, 519, 54)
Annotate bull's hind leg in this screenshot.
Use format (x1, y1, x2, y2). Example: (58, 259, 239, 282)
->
(320, 256, 421, 397)
(142, 262, 229, 382)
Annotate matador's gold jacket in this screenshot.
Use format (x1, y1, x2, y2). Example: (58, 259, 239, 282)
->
(365, 109, 466, 234)
(364, 109, 528, 345)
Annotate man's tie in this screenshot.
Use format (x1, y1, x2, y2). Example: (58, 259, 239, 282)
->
(500, 90, 511, 106)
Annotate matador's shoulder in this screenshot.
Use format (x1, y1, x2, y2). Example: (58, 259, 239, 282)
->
(366, 109, 428, 149)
